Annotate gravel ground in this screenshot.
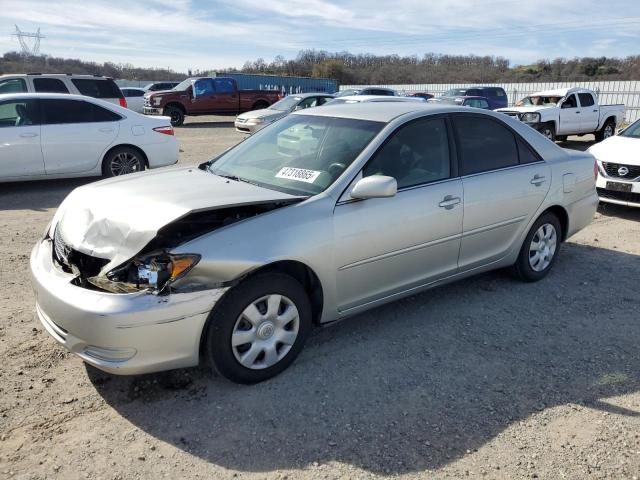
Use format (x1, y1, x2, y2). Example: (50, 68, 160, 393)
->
(1, 116, 639, 480)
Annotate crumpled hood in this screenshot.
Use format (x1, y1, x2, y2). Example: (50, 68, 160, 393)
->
(496, 105, 556, 113)
(50, 167, 298, 274)
(588, 136, 640, 166)
(237, 108, 286, 121)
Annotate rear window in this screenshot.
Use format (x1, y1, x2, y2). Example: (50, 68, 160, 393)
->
(33, 78, 69, 94)
(71, 78, 123, 99)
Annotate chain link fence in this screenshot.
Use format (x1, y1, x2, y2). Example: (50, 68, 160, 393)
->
(340, 81, 640, 123)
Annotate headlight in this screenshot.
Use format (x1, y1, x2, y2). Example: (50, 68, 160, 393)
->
(89, 252, 200, 294)
(520, 112, 540, 123)
(246, 118, 265, 124)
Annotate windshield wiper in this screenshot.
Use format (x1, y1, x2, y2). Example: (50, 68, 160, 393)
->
(214, 172, 260, 187)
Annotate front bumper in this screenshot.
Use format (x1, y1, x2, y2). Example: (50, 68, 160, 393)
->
(234, 119, 263, 134)
(30, 239, 227, 375)
(143, 106, 163, 116)
(596, 174, 640, 207)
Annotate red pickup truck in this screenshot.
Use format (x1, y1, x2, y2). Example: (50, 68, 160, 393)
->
(143, 77, 281, 126)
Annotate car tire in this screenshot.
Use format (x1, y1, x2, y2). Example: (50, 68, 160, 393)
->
(163, 105, 185, 127)
(539, 123, 556, 142)
(102, 146, 145, 177)
(205, 272, 312, 384)
(512, 212, 561, 282)
(556, 135, 568, 142)
(595, 120, 615, 142)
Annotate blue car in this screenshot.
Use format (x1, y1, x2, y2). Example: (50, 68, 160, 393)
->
(440, 86, 508, 109)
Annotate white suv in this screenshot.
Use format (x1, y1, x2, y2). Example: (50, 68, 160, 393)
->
(0, 74, 127, 108)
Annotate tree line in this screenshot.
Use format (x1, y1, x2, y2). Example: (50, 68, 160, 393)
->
(1, 50, 639, 85)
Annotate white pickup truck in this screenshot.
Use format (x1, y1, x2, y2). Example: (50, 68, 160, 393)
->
(496, 87, 625, 142)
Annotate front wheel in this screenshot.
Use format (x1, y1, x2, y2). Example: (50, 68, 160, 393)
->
(163, 106, 185, 127)
(205, 273, 312, 384)
(538, 123, 556, 142)
(512, 212, 561, 282)
(102, 147, 145, 177)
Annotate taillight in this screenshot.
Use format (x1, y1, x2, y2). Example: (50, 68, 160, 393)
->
(153, 126, 174, 136)
(119, 97, 128, 108)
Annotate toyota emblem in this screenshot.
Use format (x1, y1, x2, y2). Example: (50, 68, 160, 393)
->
(618, 166, 629, 176)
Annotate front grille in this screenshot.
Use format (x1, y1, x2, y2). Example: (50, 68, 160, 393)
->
(143, 97, 152, 108)
(602, 162, 640, 180)
(53, 227, 71, 267)
(597, 187, 640, 204)
(235, 118, 247, 124)
(52, 227, 109, 278)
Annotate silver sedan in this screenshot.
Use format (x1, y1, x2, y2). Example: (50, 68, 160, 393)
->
(234, 92, 334, 134)
(30, 102, 598, 383)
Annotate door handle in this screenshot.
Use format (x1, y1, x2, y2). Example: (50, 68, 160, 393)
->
(593, 110, 598, 112)
(575, 111, 581, 114)
(530, 174, 546, 186)
(438, 195, 461, 209)
(99, 128, 114, 133)
(19, 132, 38, 138)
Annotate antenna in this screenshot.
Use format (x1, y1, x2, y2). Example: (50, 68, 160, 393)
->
(12, 25, 45, 56)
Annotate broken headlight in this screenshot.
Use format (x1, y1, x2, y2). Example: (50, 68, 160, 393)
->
(88, 252, 200, 294)
(520, 112, 541, 124)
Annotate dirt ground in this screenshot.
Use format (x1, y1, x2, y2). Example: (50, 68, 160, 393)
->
(1, 117, 639, 480)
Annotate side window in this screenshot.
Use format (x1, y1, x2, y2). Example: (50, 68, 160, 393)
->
(298, 97, 318, 109)
(454, 116, 518, 175)
(578, 93, 594, 107)
(92, 104, 122, 122)
(466, 89, 481, 97)
(517, 138, 541, 164)
(33, 78, 69, 93)
(0, 78, 27, 94)
(316, 96, 330, 106)
(0, 99, 39, 127)
(562, 94, 577, 109)
(71, 79, 122, 98)
(213, 79, 235, 93)
(41, 99, 96, 124)
(466, 99, 488, 109)
(123, 89, 144, 98)
(363, 117, 450, 189)
(194, 79, 215, 96)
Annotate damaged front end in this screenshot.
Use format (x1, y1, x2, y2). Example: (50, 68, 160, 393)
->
(51, 201, 298, 295)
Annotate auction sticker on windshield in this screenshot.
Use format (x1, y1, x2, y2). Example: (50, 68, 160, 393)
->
(276, 167, 321, 183)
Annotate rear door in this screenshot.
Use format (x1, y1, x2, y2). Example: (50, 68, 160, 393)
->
(213, 78, 239, 113)
(452, 114, 550, 271)
(0, 98, 44, 178)
(333, 116, 463, 311)
(578, 92, 599, 132)
(40, 98, 120, 174)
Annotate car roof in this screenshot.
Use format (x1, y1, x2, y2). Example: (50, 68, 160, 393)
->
(287, 92, 335, 99)
(0, 73, 113, 79)
(331, 95, 423, 103)
(291, 101, 474, 122)
(531, 87, 592, 97)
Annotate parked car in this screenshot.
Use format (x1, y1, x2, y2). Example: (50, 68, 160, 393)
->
(0, 93, 178, 182)
(143, 77, 282, 127)
(235, 92, 334, 134)
(0, 73, 127, 108)
(407, 92, 434, 100)
(143, 82, 180, 92)
(31, 102, 597, 383)
(589, 118, 640, 207)
(496, 88, 625, 142)
(335, 87, 398, 97)
(438, 86, 508, 109)
(428, 95, 491, 109)
(326, 95, 425, 105)
(120, 87, 146, 113)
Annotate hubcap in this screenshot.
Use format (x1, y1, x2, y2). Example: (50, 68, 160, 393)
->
(543, 129, 553, 140)
(110, 152, 141, 176)
(231, 294, 300, 370)
(604, 125, 613, 138)
(529, 223, 557, 272)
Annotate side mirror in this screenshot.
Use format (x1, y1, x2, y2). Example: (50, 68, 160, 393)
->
(350, 175, 397, 200)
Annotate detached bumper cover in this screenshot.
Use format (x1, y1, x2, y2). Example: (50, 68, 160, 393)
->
(30, 239, 227, 375)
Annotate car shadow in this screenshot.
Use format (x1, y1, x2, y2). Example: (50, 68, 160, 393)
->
(180, 121, 236, 129)
(558, 136, 595, 152)
(0, 177, 95, 212)
(87, 242, 640, 474)
(597, 202, 640, 221)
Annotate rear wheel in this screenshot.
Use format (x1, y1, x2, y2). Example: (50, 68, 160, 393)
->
(595, 120, 615, 142)
(205, 273, 312, 384)
(163, 105, 185, 127)
(538, 123, 556, 142)
(102, 147, 145, 177)
(512, 212, 561, 282)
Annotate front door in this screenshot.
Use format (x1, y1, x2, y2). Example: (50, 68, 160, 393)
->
(578, 92, 599, 133)
(333, 116, 463, 312)
(0, 98, 45, 178)
(558, 94, 581, 135)
(451, 114, 551, 271)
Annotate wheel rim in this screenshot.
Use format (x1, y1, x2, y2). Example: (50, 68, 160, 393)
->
(543, 128, 553, 140)
(528, 223, 557, 272)
(171, 111, 181, 123)
(604, 125, 614, 139)
(231, 294, 300, 370)
(110, 152, 141, 176)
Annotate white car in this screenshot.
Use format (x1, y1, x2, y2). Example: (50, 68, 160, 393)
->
(0, 93, 178, 182)
(326, 95, 425, 105)
(120, 87, 146, 113)
(589, 118, 640, 207)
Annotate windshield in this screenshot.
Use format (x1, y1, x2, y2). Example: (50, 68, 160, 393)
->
(335, 89, 360, 97)
(172, 79, 193, 91)
(620, 119, 640, 138)
(207, 115, 384, 196)
(517, 95, 561, 106)
(444, 88, 467, 97)
(269, 96, 302, 111)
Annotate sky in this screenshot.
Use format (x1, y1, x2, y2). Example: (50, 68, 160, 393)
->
(1, 0, 639, 72)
